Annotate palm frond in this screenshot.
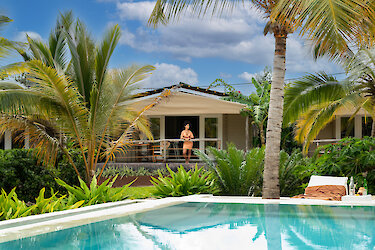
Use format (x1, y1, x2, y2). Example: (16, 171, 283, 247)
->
(284, 72, 347, 125)
(148, 0, 245, 27)
(272, 0, 375, 61)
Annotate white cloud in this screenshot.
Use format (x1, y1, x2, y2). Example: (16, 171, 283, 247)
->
(238, 72, 256, 82)
(14, 31, 43, 42)
(116, 1, 341, 74)
(141, 63, 198, 88)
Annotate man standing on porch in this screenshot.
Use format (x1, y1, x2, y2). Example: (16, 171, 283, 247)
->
(180, 121, 194, 163)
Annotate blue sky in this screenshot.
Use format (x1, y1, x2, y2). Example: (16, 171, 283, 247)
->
(1, 0, 343, 94)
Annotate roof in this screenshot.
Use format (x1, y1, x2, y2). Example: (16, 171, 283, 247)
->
(134, 82, 227, 98)
(130, 84, 245, 115)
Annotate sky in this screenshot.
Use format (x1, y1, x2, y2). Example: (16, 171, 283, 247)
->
(1, 0, 343, 94)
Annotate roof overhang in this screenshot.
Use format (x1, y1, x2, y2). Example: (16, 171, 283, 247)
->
(130, 91, 246, 115)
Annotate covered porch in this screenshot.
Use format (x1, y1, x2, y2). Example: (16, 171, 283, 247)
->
(114, 84, 249, 163)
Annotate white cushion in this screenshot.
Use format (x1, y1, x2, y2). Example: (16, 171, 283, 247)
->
(307, 175, 348, 195)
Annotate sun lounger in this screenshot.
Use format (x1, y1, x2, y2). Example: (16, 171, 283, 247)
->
(292, 175, 348, 201)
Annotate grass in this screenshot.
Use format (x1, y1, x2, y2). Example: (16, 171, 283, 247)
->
(117, 186, 157, 199)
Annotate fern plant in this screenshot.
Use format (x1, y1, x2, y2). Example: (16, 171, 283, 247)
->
(195, 144, 265, 196)
(151, 165, 219, 197)
(55, 175, 133, 206)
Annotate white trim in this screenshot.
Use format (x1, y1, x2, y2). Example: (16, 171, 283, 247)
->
(355, 115, 362, 138)
(335, 116, 341, 139)
(199, 116, 204, 150)
(4, 130, 11, 150)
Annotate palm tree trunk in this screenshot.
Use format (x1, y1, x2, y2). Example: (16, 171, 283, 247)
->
(259, 123, 266, 146)
(262, 34, 287, 199)
(371, 117, 375, 137)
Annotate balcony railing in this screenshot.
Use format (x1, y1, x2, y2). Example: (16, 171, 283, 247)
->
(114, 138, 221, 163)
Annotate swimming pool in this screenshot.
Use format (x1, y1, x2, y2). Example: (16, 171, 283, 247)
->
(1, 202, 374, 249)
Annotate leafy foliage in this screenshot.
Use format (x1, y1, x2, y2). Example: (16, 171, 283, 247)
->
(311, 137, 375, 193)
(97, 166, 168, 178)
(0, 188, 35, 221)
(279, 150, 313, 196)
(55, 175, 132, 206)
(196, 144, 265, 196)
(151, 165, 219, 197)
(0, 12, 169, 184)
(196, 144, 312, 196)
(33, 188, 84, 215)
(0, 149, 85, 202)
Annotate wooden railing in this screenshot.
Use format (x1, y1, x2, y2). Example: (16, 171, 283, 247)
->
(114, 138, 221, 163)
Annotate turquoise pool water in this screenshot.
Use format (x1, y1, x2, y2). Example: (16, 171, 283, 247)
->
(1, 202, 374, 249)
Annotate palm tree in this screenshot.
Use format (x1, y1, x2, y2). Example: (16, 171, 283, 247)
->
(0, 13, 168, 183)
(284, 47, 375, 154)
(148, 0, 375, 198)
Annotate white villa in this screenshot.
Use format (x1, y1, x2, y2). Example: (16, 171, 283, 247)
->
(1, 82, 372, 161)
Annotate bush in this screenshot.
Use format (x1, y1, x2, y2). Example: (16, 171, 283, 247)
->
(196, 144, 312, 197)
(196, 144, 265, 196)
(279, 150, 313, 196)
(96, 166, 168, 178)
(55, 175, 132, 206)
(0, 149, 85, 202)
(311, 137, 375, 193)
(151, 165, 219, 197)
(0, 175, 131, 221)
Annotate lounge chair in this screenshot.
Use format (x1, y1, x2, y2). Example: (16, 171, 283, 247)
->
(292, 175, 348, 201)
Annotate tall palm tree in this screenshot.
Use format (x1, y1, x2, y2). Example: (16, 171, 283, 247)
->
(284, 47, 375, 154)
(148, 0, 375, 198)
(0, 13, 168, 183)
(0, 15, 14, 62)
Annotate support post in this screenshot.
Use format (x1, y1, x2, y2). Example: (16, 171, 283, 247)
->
(245, 116, 249, 152)
(4, 130, 12, 150)
(25, 128, 30, 149)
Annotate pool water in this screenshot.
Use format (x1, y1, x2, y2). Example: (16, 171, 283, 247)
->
(1, 202, 374, 249)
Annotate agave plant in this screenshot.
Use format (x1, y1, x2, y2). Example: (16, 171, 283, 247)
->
(0, 12, 169, 183)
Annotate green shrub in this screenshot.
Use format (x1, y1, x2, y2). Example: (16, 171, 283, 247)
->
(33, 188, 84, 214)
(279, 150, 314, 196)
(0, 149, 85, 202)
(196, 144, 312, 197)
(55, 175, 132, 206)
(0, 188, 35, 221)
(312, 137, 375, 193)
(195, 144, 265, 196)
(97, 166, 168, 178)
(151, 165, 219, 197)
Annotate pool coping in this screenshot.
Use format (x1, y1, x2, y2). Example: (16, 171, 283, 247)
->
(1, 194, 374, 243)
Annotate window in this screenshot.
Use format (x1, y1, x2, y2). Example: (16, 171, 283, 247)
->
(362, 117, 373, 137)
(150, 118, 160, 140)
(341, 117, 354, 138)
(205, 117, 218, 148)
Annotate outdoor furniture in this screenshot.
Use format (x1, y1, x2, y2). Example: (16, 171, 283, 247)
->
(292, 175, 348, 201)
(152, 141, 171, 162)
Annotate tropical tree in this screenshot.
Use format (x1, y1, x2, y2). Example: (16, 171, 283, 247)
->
(0, 13, 167, 183)
(284, 47, 375, 153)
(210, 69, 271, 146)
(148, 0, 375, 198)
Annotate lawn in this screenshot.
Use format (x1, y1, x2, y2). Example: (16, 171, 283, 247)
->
(121, 186, 157, 199)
